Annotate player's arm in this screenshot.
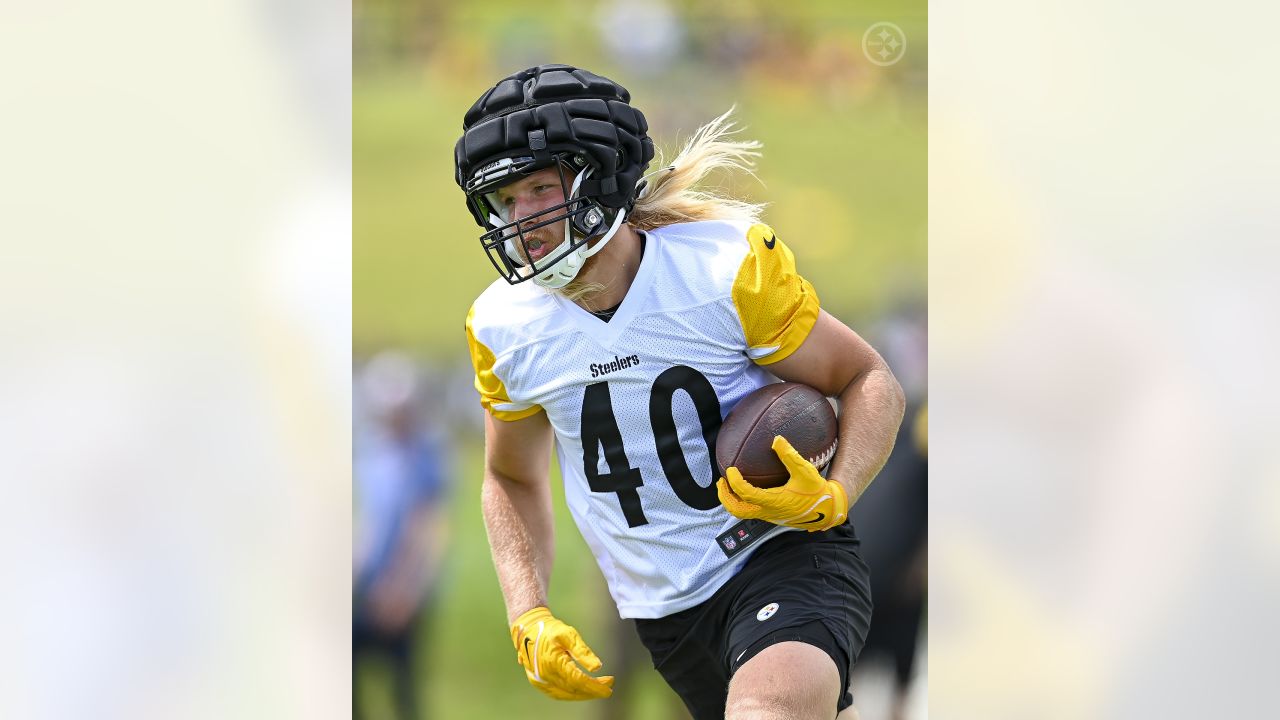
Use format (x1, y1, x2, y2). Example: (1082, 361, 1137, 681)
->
(482, 409, 615, 701)
(718, 224, 904, 527)
(767, 309, 905, 506)
(481, 408, 556, 623)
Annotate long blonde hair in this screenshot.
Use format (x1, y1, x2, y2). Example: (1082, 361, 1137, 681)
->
(559, 108, 765, 303)
(628, 107, 766, 230)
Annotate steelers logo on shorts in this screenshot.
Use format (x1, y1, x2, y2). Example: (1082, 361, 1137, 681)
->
(756, 602, 779, 621)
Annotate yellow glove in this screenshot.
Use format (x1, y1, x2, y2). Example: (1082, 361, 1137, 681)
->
(510, 606, 614, 701)
(716, 436, 849, 532)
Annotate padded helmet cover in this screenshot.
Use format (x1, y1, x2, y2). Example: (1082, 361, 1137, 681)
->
(454, 64, 655, 227)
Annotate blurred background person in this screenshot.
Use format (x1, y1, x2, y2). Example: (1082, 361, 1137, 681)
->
(353, 351, 453, 720)
(849, 303, 927, 720)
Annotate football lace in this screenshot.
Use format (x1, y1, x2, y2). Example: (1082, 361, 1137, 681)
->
(807, 440, 838, 469)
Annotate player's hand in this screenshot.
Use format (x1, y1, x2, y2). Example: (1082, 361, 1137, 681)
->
(510, 606, 615, 701)
(716, 435, 848, 532)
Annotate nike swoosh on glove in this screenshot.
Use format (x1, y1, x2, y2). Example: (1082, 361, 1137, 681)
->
(510, 606, 614, 701)
(716, 435, 849, 532)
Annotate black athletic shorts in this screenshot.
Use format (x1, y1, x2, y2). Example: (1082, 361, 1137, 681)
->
(634, 521, 873, 720)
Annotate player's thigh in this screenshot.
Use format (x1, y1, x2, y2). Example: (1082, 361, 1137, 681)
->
(725, 640, 842, 719)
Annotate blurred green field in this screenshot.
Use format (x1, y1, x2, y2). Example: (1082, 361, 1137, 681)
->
(354, 2, 925, 717)
(354, 78, 925, 353)
(354, 3, 926, 356)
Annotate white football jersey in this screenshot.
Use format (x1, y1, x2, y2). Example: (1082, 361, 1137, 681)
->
(465, 219, 821, 619)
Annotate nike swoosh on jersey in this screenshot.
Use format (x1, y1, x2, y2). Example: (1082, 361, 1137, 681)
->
(798, 512, 825, 524)
(762, 233, 777, 249)
(524, 637, 533, 662)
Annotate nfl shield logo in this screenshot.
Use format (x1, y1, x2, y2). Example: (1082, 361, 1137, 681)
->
(723, 536, 737, 551)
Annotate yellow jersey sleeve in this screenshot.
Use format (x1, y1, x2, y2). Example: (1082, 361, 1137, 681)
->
(731, 223, 820, 365)
(465, 304, 544, 421)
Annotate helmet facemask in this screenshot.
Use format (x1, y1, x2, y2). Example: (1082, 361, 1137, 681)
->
(467, 153, 625, 289)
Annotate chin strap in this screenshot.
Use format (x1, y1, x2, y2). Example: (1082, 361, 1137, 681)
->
(533, 168, 628, 289)
(531, 208, 625, 289)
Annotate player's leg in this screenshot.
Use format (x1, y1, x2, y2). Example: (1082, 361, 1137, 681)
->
(634, 609, 733, 720)
(352, 618, 373, 720)
(720, 530, 872, 720)
(386, 617, 418, 720)
(724, 640, 842, 719)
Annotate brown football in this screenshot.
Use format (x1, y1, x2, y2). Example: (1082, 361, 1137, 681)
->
(716, 382, 839, 488)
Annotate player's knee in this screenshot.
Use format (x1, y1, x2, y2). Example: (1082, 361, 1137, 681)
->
(726, 642, 842, 719)
(725, 683, 836, 720)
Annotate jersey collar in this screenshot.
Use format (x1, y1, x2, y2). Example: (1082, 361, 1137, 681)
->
(554, 229, 658, 347)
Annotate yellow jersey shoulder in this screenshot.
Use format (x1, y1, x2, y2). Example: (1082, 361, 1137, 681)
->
(730, 222, 820, 365)
(463, 281, 554, 422)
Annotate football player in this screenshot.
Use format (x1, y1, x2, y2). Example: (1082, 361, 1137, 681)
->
(458, 64, 905, 720)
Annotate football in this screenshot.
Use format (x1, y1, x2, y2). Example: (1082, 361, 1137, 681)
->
(715, 382, 839, 488)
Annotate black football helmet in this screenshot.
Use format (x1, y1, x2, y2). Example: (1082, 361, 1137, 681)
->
(454, 64, 655, 287)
